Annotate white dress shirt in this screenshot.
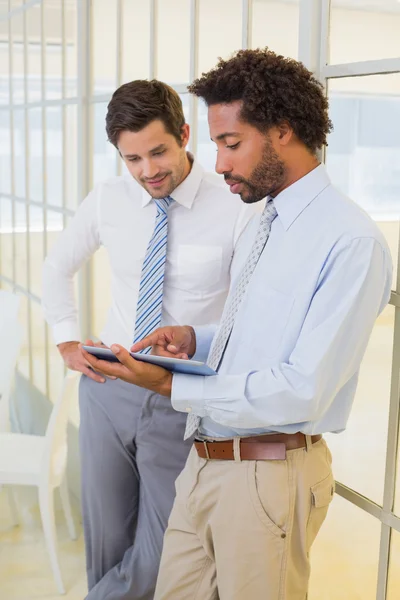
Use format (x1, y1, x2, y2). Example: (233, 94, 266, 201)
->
(42, 158, 256, 348)
(172, 165, 393, 437)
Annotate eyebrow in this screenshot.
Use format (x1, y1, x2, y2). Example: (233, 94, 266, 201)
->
(213, 132, 241, 141)
(123, 143, 167, 159)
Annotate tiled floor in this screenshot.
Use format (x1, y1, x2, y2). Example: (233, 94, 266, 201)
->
(0, 487, 87, 599)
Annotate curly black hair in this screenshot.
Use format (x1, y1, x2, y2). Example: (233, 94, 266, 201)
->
(188, 48, 333, 153)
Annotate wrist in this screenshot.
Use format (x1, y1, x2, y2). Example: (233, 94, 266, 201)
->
(57, 340, 79, 355)
(187, 326, 197, 357)
(158, 372, 173, 398)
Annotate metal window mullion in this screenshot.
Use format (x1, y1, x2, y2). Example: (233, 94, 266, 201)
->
(9, 9, 16, 286)
(322, 58, 400, 80)
(77, 0, 91, 340)
(0, 97, 80, 110)
(23, 2, 33, 383)
(188, 0, 199, 154)
(61, 0, 67, 224)
(0, 275, 41, 304)
(1, 193, 74, 216)
(334, 482, 383, 520)
(319, 0, 330, 165)
(376, 286, 400, 598)
(149, 0, 158, 80)
(241, 0, 252, 50)
(1, 0, 42, 22)
(116, 0, 123, 176)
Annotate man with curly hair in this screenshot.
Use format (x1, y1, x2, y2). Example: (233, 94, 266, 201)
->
(82, 49, 392, 599)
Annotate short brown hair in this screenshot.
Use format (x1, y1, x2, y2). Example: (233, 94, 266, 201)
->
(106, 79, 186, 147)
(188, 48, 332, 153)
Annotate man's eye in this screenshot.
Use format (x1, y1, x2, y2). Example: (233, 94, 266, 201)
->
(153, 150, 165, 156)
(226, 143, 240, 150)
(129, 157, 139, 162)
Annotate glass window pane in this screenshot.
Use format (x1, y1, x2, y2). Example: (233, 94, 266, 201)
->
(326, 74, 400, 288)
(11, 13, 24, 104)
(46, 209, 64, 254)
(388, 529, 400, 599)
(252, 0, 299, 59)
(325, 304, 394, 505)
(156, 0, 190, 84)
(197, 99, 217, 174)
(29, 205, 44, 298)
(13, 108, 26, 198)
(122, 0, 150, 83)
(27, 5, 42, 103)
(0, 195, 13, 280)
(330, 1, 400, 64)
(309, 494, 381, 599)
(46, 106, 63, 207)
(17, 294, 30, 381)
(92, 245, 112, 340)
(0, 109, 11, 195)
(29, 107, 43, 202)
(31, 299, 47, 394)
(66, 0, 78, 98)
(92, 102, 117, 186)
(0, 18, 9, 105)
(198, 0, 242, 75)
(44, 0, 62, 100)
(14, 203, 28, 288)
(92, 0, 117, 95)
(65, 104, 78, 210)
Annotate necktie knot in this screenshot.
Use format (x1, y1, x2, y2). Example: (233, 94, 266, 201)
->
(262, 199, 278, 227)
(154, 196, 173, 215)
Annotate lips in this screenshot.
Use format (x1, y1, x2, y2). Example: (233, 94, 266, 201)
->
(147, 175, 167, 186)
(225, 180, 242, 193)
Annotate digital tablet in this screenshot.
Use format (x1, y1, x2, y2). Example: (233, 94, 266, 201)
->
(81, 345, 216, 376)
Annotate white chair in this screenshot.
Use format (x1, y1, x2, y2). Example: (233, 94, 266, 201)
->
(0, 370, 79, 595)
(0, 290, 21, 431)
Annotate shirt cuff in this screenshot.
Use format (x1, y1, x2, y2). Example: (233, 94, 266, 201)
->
(52, 320, 81, 346)
(171, 373, 208, 417)
(191, 324, 218, 362)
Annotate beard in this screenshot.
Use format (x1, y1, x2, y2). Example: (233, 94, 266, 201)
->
(225, 137, 286, 204)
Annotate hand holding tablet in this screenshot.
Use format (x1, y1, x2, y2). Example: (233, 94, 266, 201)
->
(81, 345, 216, 376)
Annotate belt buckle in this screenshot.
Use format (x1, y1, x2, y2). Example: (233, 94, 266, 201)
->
(203, 440, 210, 459)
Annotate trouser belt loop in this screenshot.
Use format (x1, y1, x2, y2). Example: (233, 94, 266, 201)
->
(203, 440, 210, 460)
(233, 437, 241, 462)
(305, 435, 313, 452)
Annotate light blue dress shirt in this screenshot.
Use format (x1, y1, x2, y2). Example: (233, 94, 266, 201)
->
(171, 165, 393, 438)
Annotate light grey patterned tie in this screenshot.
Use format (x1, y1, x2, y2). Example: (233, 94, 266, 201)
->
(184, 200, 278, 440)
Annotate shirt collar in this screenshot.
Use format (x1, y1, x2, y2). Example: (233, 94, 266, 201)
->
(141, 153, 203, 209)
(273, 163, 331, 231)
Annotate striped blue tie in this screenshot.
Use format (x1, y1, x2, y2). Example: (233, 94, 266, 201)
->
(133, 196, 173, 352)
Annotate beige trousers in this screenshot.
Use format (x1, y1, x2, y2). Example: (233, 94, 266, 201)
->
(154, 437, 334, 600)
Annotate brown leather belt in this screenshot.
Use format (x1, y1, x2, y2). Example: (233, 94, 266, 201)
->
(194, 433, 322, 461)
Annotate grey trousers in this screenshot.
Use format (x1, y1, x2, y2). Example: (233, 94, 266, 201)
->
(79, 375, 193, 600)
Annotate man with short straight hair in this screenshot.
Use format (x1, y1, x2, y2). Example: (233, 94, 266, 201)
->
(82, 51, 392, 599)
(42, 79, 254, 600)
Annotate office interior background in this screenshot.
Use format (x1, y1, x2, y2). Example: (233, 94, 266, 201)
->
(0, 0, 399, 598)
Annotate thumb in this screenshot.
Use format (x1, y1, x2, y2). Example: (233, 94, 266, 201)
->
(110, 344, 135, 367)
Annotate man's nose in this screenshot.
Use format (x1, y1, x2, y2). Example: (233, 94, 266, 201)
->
(215, 151, 232, 176)
(142, 159, 160, 179)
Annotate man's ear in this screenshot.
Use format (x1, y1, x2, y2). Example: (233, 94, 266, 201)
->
(181, 123, 190, 148)
(277, 121, 293, 146)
